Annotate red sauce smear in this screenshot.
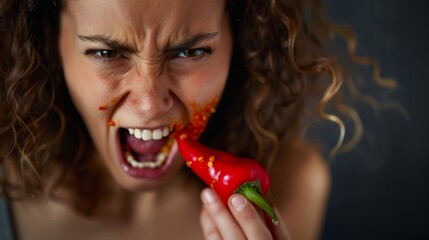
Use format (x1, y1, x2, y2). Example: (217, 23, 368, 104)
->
(173, 97, 219, 139)
(108, 120, 116, 126)
(99, 97, 119, 111)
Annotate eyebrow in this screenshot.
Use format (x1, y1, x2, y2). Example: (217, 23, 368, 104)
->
(77, 32, 219, 53)
(77, 34, 136, 53)
(164, 32, 219, 53)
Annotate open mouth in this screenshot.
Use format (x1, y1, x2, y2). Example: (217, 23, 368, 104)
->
(118, 125, 177, 178)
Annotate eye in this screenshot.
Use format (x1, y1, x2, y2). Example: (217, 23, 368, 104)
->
(176, 48, 212, 58)
(83, 49, 130, 73)
(93, 49, 122, 59)
(84, 49, 124, 62)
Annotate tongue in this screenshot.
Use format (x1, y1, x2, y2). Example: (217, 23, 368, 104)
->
(126, 135, 167, 157)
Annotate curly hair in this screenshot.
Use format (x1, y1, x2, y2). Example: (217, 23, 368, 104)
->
(211, 0, 345, 170)
(0, 0, 368, 214)
(0, 0, 65, 195)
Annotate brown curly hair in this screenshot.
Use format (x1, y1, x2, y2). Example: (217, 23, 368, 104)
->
(0, 0, 368, 214)
(0, 0, 65, 195)
(214, 0, 344, 169)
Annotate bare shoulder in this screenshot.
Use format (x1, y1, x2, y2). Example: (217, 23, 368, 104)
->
(270, 140, 331, 240)
(270, 139, 330, 199)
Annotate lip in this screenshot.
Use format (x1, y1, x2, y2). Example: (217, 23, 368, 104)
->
(115, 127, 179, 179)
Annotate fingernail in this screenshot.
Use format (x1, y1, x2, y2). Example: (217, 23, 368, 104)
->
(202, 189, 216, 204)
(231, 194, 246, 211)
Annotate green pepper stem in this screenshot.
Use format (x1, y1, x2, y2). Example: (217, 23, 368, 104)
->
(234, 181, 279, 225)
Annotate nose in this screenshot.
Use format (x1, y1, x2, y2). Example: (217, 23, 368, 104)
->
(126, 67, 173, 120)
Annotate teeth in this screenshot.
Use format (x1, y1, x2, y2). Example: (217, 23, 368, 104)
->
(124, 138, 175, 169)
(134, 129, 142, 139)
(153, 129, 163, 140)
(142, 129, 152, 141)
(127, 126, 171, 141)
(162, 127, 169, 137)
(125, 151, 168, 169)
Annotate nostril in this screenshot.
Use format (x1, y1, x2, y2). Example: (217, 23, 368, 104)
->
(163, 93, 174, 108)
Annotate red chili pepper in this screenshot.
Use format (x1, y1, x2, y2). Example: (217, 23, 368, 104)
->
(175, 129, 279, 224)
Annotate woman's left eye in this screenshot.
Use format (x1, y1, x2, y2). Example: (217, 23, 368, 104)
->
(176, 48, 212, 58)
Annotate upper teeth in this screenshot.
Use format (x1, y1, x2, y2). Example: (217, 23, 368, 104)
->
(128, 126, 170, 141)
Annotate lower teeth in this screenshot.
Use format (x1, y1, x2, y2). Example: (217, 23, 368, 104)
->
(125, 138, 175, 169)
(125, 151, 167, 169)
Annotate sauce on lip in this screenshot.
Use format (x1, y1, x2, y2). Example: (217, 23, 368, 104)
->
(108, 120, 116, 126)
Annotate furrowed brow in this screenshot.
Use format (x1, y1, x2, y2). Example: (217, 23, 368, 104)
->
(77, 35, 137, 53)
(77, 32, 219, 54)
(164, 32, 219, 53)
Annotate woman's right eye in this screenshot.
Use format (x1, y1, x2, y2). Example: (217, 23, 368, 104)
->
(83, 49, 131, 75)
(97, 50, 122, 59)
(84, 49, 124, 61)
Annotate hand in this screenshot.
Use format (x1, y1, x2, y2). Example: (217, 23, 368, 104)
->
(200, 188, 290, 240)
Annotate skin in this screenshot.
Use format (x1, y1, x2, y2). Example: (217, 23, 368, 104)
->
(10, 0, 330, 239)
(60, 0, 232, 191)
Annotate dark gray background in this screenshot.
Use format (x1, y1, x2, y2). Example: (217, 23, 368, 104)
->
(322, 0, 429, 239)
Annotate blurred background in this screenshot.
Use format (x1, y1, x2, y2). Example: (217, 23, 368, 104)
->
(321, 0, 429, 239)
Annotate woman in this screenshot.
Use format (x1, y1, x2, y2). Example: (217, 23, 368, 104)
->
(0, 0, 339, 239)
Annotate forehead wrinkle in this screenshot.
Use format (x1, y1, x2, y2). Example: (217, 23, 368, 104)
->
(129, 12, 181, 55)
(121, 3, 168, 59)
(69, 0, 225, 60)
(126, 0, 220, 54)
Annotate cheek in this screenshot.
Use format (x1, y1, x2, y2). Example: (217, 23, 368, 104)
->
(60, 23, 99, 119)
(180, 67, 228, 111)
(180, 51, 232, 109)
(59, 14, 117, 124)
(60, 51, 115, 145)
(62, 63, 105, 120)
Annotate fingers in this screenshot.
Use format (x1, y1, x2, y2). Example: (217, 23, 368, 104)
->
(200, 188, 273, 240)
(228, 194, 272, 240)
(201, 188, 246, 240)
(200, 208, 222, 240)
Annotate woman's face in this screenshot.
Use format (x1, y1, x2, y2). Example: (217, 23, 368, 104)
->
(59, 0, 232, 191)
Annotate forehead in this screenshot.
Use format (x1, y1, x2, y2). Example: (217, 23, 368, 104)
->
(64, 0, 225, 44)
